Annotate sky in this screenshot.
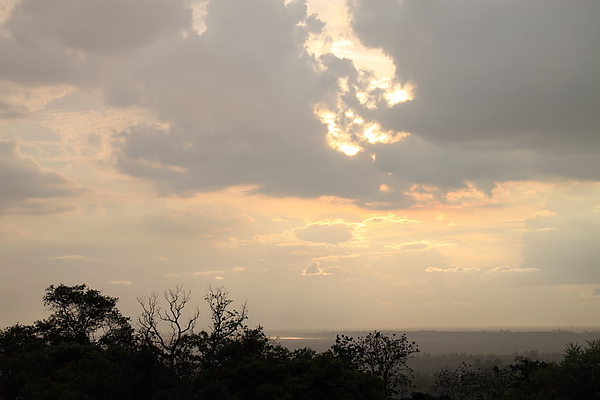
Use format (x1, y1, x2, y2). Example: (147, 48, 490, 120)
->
(1, 0, 600, 331)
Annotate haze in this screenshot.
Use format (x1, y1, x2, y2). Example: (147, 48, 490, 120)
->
(1, 0, 599, 331)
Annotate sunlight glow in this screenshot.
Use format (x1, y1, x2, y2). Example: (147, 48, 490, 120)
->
(385, 83, 415, 106)
(337, 143, 362, 156)
(315, 105, 364, 156)
(190, 1, 209, 35)
(363, 123, 409, 144)
(305, 0, 414, 157)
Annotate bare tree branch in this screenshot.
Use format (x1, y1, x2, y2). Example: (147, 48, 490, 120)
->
(136, 286, 200, 370)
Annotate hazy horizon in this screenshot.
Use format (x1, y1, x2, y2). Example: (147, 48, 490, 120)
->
(1, 0, 599, 331)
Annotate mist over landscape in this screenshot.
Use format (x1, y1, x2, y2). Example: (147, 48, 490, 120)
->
(271, 329, 600, 355)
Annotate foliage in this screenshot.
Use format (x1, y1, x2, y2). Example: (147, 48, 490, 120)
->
(40, 283, 133, 346)
(559, 340, 600, 399)
(429, 340, 600, 400)
(3, 283, 600, 400)
(197, 328, 385, 400)
(332, 330, 420, 398)
(433, 362, 514, 400)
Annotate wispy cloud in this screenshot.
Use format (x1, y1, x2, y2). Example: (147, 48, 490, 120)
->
(302, 261, 333, 276)
(490, 265, 539, 274)
(109, 280, 132, 285)
(385, 240, 454, 251)
(49, 254, 86, 260)
(425, 266, 480, 273)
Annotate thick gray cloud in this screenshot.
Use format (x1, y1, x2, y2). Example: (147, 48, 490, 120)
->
(351, 0, 600, 153)
(112, 0, 389, 200)
(7, 0, 190, 54)
(0, 37, 86, 85)
(373, 135, 600, 193)
(112, 0, 600, 204)
(0, 141, 73, 213)
(2, 0, 598, 208)
(0, 0, 189, 86)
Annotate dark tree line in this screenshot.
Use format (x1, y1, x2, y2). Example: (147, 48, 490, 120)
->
(0, 284, 411, 400)
(410, 340, 600, 400)
(2, 283, 599, 400)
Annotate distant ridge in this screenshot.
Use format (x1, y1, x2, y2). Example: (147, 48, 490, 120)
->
(268, 329, 600, 355)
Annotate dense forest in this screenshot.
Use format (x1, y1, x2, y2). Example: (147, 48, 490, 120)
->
(1, 284, 599, 399)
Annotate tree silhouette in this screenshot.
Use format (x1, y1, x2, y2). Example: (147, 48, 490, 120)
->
(137, 285, 200, 371)
(332, 330, 419, 398)
(40, 283, 132, 345)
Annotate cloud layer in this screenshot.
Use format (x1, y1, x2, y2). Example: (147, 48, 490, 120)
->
(1, 0, 599, 330)
(4, 0, 598, 208)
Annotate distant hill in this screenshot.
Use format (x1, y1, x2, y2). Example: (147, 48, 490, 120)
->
(268, 329, 600, 355)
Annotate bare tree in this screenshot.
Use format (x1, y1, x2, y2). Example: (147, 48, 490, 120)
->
(137, 285, 200, 369)
(202, 285, 248, 364)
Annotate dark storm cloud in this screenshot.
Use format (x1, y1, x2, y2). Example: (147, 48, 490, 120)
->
(350, 0, 600, 153)
(0, 141, 74, 213)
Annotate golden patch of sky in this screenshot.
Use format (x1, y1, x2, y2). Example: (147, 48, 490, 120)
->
(307, 0, 413, 156)
(0, 0, 17, 27)
(189, 1, 209, 35)
(2, 181, 596, 329)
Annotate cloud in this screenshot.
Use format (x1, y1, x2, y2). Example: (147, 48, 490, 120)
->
(48, 254, 86, 260)
(7, 0, 191, 55)
(295, 222, 355, 244)
(2, 0, 598, 212)
(350, 0, 600, 182)
(302, 260, 332, 276)
(109, 0, 388, 202)
(0, 140, 74, 214)
(425, 266, 480, 273)
(110, 0, 600, 205)
(386, 240, 453, 251)
(191, 270, 225, 276)
(490, 265, 539, 274)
